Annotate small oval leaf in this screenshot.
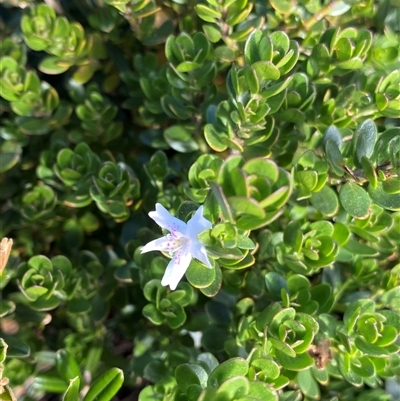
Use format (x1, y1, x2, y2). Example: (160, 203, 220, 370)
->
(339, 183, 371, 218)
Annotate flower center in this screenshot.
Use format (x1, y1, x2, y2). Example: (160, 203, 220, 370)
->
(165, 234, 189, 254)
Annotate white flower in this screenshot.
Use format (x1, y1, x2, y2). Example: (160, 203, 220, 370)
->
(141, 203, 212, 290)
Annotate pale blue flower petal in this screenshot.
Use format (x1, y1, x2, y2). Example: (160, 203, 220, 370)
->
(161, 246, 192, 290)
(189, 241, 212, 268)
(149, 203, 187, 236)
(141, 236, 181, 254)
(187, 205, 212, 238)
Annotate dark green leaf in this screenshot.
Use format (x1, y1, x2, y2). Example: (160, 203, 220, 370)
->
(339, 183, 371, 218)
(83, 368, 124, 401)
(310, 186, 339, 216)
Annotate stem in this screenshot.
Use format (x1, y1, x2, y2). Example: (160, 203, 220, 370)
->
(334, 278, 353, 306)
(351, 107, 380, 120)
(330, 161, 400, 186)
(302, 1, 340, 31)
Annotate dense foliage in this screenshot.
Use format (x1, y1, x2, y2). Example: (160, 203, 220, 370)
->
(0, 0, 399, 400)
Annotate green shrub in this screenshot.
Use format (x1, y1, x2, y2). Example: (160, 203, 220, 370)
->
(0, 0, 399, 400)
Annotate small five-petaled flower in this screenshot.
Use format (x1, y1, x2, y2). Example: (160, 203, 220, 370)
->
(141, 203, 213, 290)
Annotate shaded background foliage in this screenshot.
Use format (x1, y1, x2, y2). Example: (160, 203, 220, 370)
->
(0, 0, 399, 400)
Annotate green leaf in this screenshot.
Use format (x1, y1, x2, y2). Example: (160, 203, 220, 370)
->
(325, 139, 344, 176)
(195, 4, 221, 23)
(197, 353, 219, 374)
(142, 304, 164, 325)
(298, 150, 316, 168)
(265, 272, 287, 300)
(39, 57, 71, 74)
(175, 363, 208, 391)
(186, 260, 215, 288)
(23, 33, 52, 52)
(208, 358, 249, 386)
(34, 376, 68, 393)
(31, 296, 61, 311)
(244, 30, 263, 65)
(229, 197, 265, 218)
(332, 222, 351, 246)
(382, 177, 400, 194)
(144, 360, 169, 382)
(354, 336, 389, 357)
(337, 57, 363, 70)
(269, 307, 296, 335)
(297, 170, 318, 191)
(11, 100, 34, 116)
(56, 349, 82, 382)
(343, 300, 375, 335)
(203, 25, 222, 43)
(269, 0, 293, 13)
(52, 16, 70, 38)
(197, 387, 217, 401)
(176, 61, 202, 72)
(0, 300, 16, 318)
(0, 141, 21, 173)
(256, 303, 282, 332)
(67, 298, 91, 314)
(310, 186, 339, 216)
(251, 358, 280, 379)
(339, 183, 371, 218)
(310, 284, 334, 313)
(343, 238, 378, 256)
(4, 338, 30, 359)
(245, 67, 260, 94)
(236, 209, 283, 230)
(335, 38, 353, 61)
(214, 376, 249, 399)
(243, 158, 279, 181)
(248, 381, 278, 400)
(214, 46, 236, 62)
(377, 69, 400, 93)
(287, 275, 309, 293)
(351, 356, 375, 378)
(297, 368, 320, 400)
(210, 182, 234, 223)
(161, 93, 190, 116)
(62, 377, 81, 401)
(259, 186, 291, 210)
(361, 156, 378, 189)
(73, 65, 96, 85)
(201, 264, 222, 297)
(306, 43, 332, 77)
(237, 235, 255, 250)
(368, 182, 400, 211)
(357, 315, 381, 343)
(275, 349, 314, 371)
(263, 76, 293, 99)
(353, 119, 378, 167)
(204, 124, 229, 152)
(270, 31, 290, 55)
(28, 255, 53, 271)
(278, 41, 300, 75)
(83, 368, 124, 401)
(226, 2, 253, 26)
(164, 125, 199, 153)
(329, 1, 351, 16)
(252, 61, 280, 82)
(139, 386, 162, 401)
(375, 325, 398, 347)
(230, 168, 248, 196)
(376, 92, 388, 111)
